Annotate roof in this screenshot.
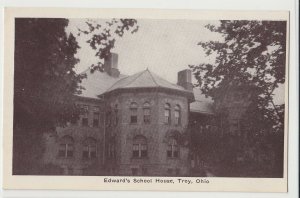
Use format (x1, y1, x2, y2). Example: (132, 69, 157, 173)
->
(105, 69, 187, 93)
(78, 68, 214, 115)
(190, 88, 214, 114)
(77, 69, 127, 99)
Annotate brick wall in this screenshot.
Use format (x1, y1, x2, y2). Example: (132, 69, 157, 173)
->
(42, 98, 105, 175)
(105, 90, 190, 176)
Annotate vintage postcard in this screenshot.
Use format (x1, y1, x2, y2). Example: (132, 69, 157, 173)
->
(3, 8, 289, 192)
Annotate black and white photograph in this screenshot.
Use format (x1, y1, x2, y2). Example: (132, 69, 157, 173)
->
(12, 17, 287, 178)
(3, 8, 292, 192)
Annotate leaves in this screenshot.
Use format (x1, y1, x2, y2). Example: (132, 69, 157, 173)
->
(189, 20, 286, 177)
(14, 18, 85, 130)
(190, 20, 286, 134)
(78, 18, 138, 72)
(13, 18, 85, 174)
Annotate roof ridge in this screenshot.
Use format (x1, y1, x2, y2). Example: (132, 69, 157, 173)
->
(105, 70, 147, 93)
(124, 70, 148, 88)
(147, 69, 160, 87)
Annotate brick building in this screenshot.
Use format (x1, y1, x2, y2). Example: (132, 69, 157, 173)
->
(42, 53, 217, 176)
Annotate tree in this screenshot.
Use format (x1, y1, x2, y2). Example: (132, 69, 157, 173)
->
(190, 20, 286, 134)
(13, 18, 139, 174)
(13, 18, 83, 174)
(77, 18, 138, 72)
(190, 20, 287, 177)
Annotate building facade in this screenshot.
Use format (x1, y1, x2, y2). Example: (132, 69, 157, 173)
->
(42, 53, 217, 176)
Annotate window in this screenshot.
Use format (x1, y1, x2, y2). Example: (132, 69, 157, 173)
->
(93, 106, 100, 127)
(81, 105, 89, 126)
(58, 136, 74, 158)
(164, 103, 171, 124)
(143, 102, 151, 124)
(70, 114, 77, 124)
(106, 111, 111, 127)
(83, 138, 97, 159)
(130, 102, 138, 124)
(167, 138, 179, 158)
(114, 104, 118, 125)
(174, 105, 181, 125)
(132, 136, 147, 158)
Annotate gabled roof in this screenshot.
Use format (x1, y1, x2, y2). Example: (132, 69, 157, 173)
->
(105, 69, 187, 93)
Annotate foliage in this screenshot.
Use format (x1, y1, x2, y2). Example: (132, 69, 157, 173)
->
(13, 18, 139, 174)
(189, 20, 286, 177)
(190, 20, 286, 134)
(14, 18, 83, 131)
(13, 18, 83, 174)
(77, 18, 138, 72)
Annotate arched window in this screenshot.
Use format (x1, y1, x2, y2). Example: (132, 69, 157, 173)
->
(143, 102, 151, 124)
(164, 103, 171, 124)
(130, 102, 138, 124)
(174, 105, 181, 125)
(83, 138, 97, 159)
(58, 136, 74, 158)
(167, 138, 179, 158)
(132, 135, 147, 158)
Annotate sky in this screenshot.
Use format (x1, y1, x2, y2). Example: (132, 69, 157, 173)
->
(66, 19, 285, 104)
(66, 19, 222, 82)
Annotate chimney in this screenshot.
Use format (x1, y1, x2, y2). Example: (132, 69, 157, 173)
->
(177, 69, 193, 91)
(104, 53, 120, 78)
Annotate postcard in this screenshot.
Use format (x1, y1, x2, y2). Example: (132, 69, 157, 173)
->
(3, 8, 289, 192)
